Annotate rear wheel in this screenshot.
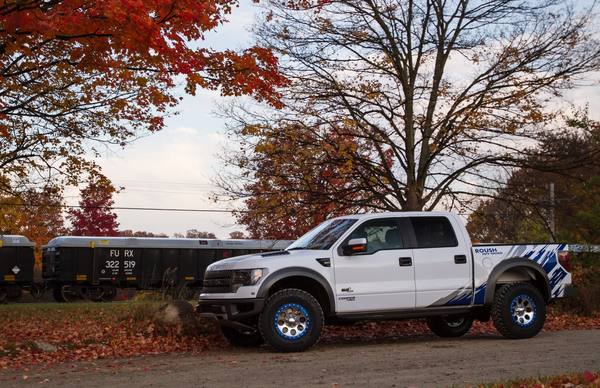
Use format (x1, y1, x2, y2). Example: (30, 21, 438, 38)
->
(492, 282, 546, 339)
(259, 289, 324, 352)
(426, 315, 473, 337)
(221, 326, 264, 348)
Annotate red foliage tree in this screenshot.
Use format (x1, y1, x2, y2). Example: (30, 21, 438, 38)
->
(0, 0, 287, 193)
(218, 125, 370, 239)
(68, 175, 119, 236)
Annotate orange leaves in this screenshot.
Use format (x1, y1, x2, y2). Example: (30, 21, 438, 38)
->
(476, 370, 600, 387)
(1, 0, 286, 194)
(0, 303, 225, 370)
(1, 303, 599, 370)
(322, 308, 600, 345)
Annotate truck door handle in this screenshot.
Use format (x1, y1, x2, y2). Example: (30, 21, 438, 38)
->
(398, 257, 412, 266)
(454, 255, 467, 264)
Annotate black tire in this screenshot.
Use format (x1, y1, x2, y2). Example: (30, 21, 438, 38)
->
(426, 315, 473, 337)
(492, 282, 546, 339)
(259, 289, 324, 352)
(221, 326, 265, 348)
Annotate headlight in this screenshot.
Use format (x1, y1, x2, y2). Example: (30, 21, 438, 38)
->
(231, 268, 268, 292)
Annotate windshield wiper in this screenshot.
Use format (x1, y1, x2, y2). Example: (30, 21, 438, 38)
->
(287, 247, 307, 250)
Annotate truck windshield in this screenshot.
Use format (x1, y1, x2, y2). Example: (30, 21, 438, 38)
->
(287, 218, 358, 250)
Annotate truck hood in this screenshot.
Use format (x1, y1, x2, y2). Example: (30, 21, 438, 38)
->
(206, 249, 326, 271)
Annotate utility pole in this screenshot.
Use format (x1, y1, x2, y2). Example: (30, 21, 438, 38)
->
(548, 182, 555, 241)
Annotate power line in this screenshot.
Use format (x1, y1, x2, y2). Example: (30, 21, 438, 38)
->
(0, 203, 241, 213)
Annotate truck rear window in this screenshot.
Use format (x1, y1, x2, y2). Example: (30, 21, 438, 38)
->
(410, 217, 458, 248)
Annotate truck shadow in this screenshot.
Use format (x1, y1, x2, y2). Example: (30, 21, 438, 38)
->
(316, 331, 508, 349)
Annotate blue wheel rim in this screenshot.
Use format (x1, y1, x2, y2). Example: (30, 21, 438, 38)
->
(510, 294, 537, 327)
(273, 303, 310, 340)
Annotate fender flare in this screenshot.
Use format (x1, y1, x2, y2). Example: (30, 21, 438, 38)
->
(257, 267, 335, 314)
(484, 258, 551, 305)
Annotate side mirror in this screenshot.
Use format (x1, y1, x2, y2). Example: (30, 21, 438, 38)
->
(343, 238, 368, 256)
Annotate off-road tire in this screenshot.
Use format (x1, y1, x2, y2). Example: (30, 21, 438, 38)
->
(259, 288, 324, 352)
(492, 282, 546, 339)
(221, 326, 265, 347)
(426, 315, 473, 337)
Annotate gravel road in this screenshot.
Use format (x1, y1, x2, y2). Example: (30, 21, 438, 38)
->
(2, 330, 599, 387)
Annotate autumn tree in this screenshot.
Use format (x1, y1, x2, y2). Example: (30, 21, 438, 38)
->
(0, 0, 287, 195)
(229, 231, 247, 239)
(220, 0, 600, 234)
(0, 186, 66, 241)
(219, 124, 370, 238)
(184, 229, 217, 239)
(119, 230, 169, 238)
(0, 185, 66, 277)
(67, 174, 119, 236)
(467, 116, 600, 244)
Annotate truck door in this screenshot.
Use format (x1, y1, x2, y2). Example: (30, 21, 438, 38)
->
(409, 216, 472, 307)
(333, 218, 415, 313)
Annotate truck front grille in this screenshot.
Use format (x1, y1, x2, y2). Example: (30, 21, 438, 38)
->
(202, 270, 233, 293)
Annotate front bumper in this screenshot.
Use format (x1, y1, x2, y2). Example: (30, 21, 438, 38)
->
(196, 297, 265, 322)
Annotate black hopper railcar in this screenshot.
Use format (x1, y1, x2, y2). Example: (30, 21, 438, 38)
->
(0, 235, 38, 303)
(42, 236, 292, 302)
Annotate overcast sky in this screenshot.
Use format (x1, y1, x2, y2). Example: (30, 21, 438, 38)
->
(75, 2, 600, 238)
(75, 3, 259, 238)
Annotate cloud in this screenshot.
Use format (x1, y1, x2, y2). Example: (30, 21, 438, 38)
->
(95, 124, 239, 237)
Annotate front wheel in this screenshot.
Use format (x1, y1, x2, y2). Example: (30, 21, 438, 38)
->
(492, 282, 546, 339)
(259, 289, 324, 352)
(426, 315, 473, 337)
(221, 326, 264, 348)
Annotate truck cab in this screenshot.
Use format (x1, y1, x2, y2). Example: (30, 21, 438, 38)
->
(198, 211, 573, 352)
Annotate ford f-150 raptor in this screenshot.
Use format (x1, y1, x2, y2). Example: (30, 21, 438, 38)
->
(197, 212, 574, 352)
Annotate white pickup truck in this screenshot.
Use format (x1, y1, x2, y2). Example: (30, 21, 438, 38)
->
(197, 211, 574, 352)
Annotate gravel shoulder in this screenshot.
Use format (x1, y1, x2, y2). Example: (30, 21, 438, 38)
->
(2, 330, 599, 388)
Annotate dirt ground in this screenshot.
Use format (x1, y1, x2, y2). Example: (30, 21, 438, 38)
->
(1, 330, 599, 388)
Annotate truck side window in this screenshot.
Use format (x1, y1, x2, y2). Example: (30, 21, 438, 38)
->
(348, 219, 403, 254)
(409, 217, 458, 248)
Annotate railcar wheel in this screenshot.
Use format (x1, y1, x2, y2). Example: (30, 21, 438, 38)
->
(53, 285, 77, 303)
(100, 287, 118, 302)
(27, 284, 45, 299)
(0, 287, 7, 304)
(6, 286, 22, 303)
